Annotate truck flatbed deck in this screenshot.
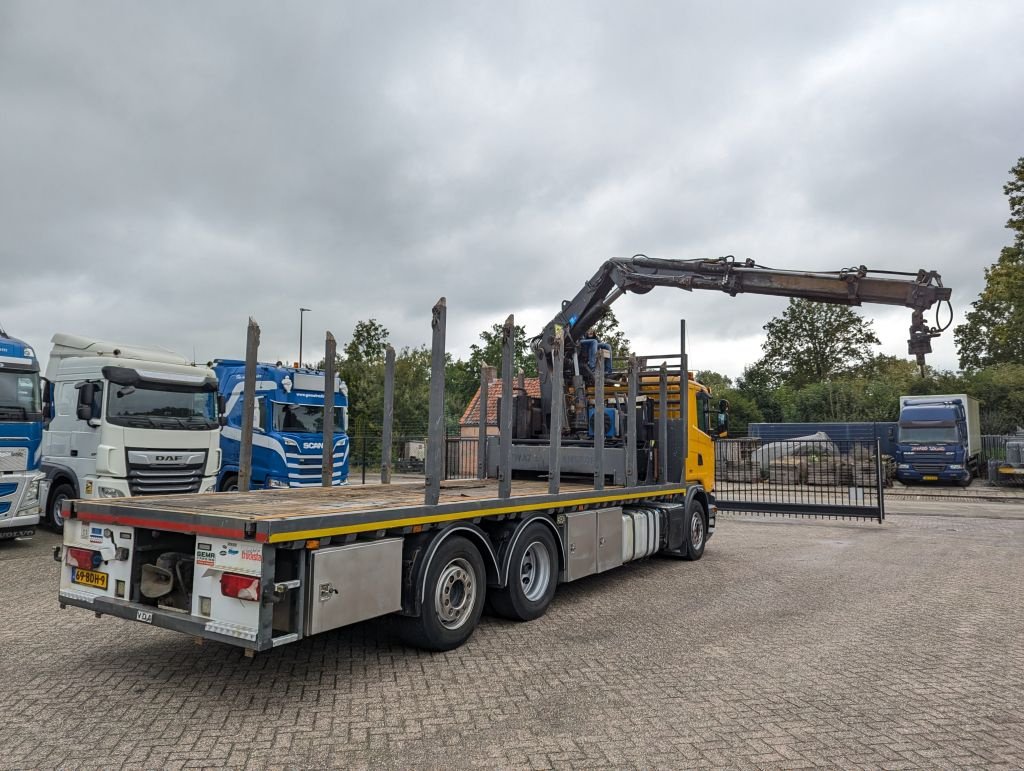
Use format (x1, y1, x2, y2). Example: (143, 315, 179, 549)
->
(70, 480, 690, 544)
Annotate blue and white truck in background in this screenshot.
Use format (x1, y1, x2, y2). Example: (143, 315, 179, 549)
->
(41, 334, 222, 531)
(894, 394, 981, 486)
(212, 360, 349, 490)
(0, 328, 44, 539)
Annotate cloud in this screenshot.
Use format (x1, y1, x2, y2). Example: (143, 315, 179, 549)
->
(1, 0, 1021, 379)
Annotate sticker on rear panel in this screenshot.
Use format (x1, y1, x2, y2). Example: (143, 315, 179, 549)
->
(213, 541, 262, 574)
(89, 527, 103, 544)
(195, 542, 216, 568)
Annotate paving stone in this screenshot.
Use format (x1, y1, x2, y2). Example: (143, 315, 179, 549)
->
(1, 508, 1022, 769)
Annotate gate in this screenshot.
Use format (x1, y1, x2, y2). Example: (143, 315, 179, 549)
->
(714, 437, 885, 523)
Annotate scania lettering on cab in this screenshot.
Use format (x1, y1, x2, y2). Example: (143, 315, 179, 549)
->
(894, 394, 980, 486)
(0, 328, 43, 539)
(54, 256, 955, 655)
(212, 360, 349, 490)
(41, 334, 222, 532)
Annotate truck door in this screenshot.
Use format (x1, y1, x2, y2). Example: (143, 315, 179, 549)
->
(70, 381, 103, 480)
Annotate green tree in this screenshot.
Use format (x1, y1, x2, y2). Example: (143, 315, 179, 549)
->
(954, 158, 1024, 370)
(759, 299, 880, 388)
(344, 319, 390, 363)
(468, 322, 538, 378)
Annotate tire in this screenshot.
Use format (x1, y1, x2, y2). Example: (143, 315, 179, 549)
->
(399, 535, 487, 652)
(957, 474, 972, 488)
(48, 482, 74, 534)
(490, 523, 559, 622)
(220, 474, 239, 492)
(682, 499, 707, 561)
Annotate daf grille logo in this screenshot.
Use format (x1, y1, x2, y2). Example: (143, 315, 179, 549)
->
(155, 455, 184, 463)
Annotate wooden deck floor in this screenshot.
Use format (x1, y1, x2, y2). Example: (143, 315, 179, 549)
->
(94, 479, 620, 522)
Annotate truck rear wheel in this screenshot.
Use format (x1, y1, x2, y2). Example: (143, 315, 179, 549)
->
(399, 535, 486, 651)
(220, 474, 239, 492)
(47, 482, 74, 534)
(490, 523, 558, 622)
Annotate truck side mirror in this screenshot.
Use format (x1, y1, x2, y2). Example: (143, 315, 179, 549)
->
(217, 394, 227, 427)
(75, 382, 96, 422)
(887, 427, 896, 440)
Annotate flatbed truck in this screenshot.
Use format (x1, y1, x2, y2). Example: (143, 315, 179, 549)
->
(55, 255, 954, 653)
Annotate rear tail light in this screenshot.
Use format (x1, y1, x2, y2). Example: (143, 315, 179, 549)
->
(220, 572, 260, 601)
(67, 547, 102, 569)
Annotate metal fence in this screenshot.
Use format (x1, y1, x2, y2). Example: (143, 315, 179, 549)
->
(982, 434, 1024, 486)
(444, 437, 480, 480)
(714, 437, 885, 522)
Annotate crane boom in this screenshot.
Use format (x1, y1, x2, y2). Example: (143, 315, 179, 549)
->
(536, 254, 951, 360)
(532, 255, 953, 419)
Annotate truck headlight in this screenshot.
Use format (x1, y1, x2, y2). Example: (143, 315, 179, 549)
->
(267, 478, 289, 489)
(897, 464, 910, 469)
(948, 464, 963, 470)
(98, 486, 124, 498)
(25, 477, 41, 502)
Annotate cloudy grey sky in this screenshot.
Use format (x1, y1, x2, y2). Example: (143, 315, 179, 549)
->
(2, 1, 1022, 379)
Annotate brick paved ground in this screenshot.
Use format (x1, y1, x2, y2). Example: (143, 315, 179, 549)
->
(1, 502, 1022, 769)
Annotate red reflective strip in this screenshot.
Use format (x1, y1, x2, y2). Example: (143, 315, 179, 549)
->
(74, 511, 248, 540)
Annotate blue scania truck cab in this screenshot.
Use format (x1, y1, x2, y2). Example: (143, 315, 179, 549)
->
(894, 394, 980, 487)
(212, 360, 349, 490)
(0, 328, 43, 539)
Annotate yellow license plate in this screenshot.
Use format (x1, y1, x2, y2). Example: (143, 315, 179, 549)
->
(923, 475, 938, 481)
(72, 568, 108, 590)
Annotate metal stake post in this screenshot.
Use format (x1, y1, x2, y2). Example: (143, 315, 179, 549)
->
(498, 316, 514, 498)
(381, 345, 395, 484)
(680, 320, 688, 484)
(477, 365, 489, 480)
(321, 331, 336, 487)
(659, 362, 669, 484)
(548, 327, 564, 495)
(425, 298, 446, 505)
(626, 355, 637, 487)
(239, 318, 260, 492)
(593, 348, 605, 491)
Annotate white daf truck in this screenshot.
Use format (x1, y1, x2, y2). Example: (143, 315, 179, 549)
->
(41, 334, 222, 531)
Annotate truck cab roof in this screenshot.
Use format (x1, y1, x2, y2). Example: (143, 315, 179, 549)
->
(46, 334, 214, 382)
(0, 332, 40, 372)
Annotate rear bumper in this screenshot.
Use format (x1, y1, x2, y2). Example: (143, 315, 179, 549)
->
(57, 591, 263, 651)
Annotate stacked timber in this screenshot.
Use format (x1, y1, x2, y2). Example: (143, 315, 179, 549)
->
(805, 457, 840, 485)
(716, 438, 763, 482)
(768, 459, 803, 484)
(725, 461, 761, 482)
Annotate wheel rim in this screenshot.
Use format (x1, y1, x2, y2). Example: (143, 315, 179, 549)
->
(435, 558, 476, 630)
(690, 511, 704, 550)
(519, 539, 552, 602)
(52, 494, 67, 528)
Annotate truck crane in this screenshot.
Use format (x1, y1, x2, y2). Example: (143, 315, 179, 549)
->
(53, 255, 954, 657)
(529, 255, 952, 440)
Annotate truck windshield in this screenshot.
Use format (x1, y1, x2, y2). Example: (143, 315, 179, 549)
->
(106, 384, 218, 430)
(271, 402, 347, 434)
(0, 370, 41, 419)
(898, 426, 959, 444)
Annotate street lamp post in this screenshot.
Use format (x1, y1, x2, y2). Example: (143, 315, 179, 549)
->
(298, 307, 311, 367)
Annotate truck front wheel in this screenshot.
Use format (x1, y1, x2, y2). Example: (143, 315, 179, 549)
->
(489, 524, 558, 622)
(683, 499, 707, 561)
(399, 535, 486, 651)
(47, 482, 74, 534)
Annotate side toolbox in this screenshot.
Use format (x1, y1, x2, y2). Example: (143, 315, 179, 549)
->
(305, 539, 403, 635)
